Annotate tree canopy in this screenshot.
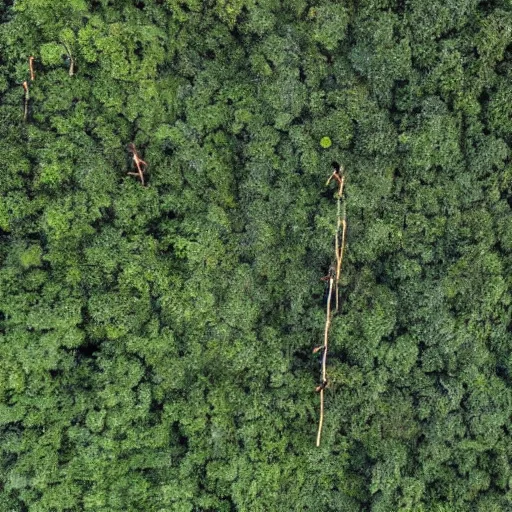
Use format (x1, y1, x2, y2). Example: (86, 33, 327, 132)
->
(1, 0, 512, 510)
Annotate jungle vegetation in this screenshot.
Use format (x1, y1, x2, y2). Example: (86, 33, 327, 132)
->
(1, 0, 512, 510)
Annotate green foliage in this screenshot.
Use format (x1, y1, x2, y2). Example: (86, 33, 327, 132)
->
(320, 136, 332, 148)
(40, 42, 66, 65)
(1, 0, 512, 511)
(309, 3, 350, 51)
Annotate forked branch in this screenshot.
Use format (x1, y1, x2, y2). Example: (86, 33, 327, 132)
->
(127, 143, 148, 185)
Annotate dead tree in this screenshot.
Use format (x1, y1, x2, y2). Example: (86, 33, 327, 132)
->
(315, 162, 347, 447)
(127, 143, 148, 185)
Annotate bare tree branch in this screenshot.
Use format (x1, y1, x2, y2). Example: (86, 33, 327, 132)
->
(29, 56, 35, 81)
(127, 143, 148, 185)
(316, 163, 347, 447)
(22, 81, 29, 121)
(62, 41, 75, 76)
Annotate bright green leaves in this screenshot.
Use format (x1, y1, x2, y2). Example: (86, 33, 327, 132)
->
(39, 28, 77, 71)
(42, 193, 96, 245)
(319, 136, 332, 148)
(40, 42, 66, 66)
(13, 0, 88, 35)
(18, 244, 42, 269)
(15, 0, 87, 11)
(93, 21, 166, 81)
(77, 20, 100, 63)
(212, 0, 257, 28)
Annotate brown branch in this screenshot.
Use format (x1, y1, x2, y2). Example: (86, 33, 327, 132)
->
(127, 143, 148, 185)
(316, 271, 334, 447)
(22, 81, 29, 121)
(29, 56, 35, 81)
(316, 163, 347, 447)
(336, 216, 347, 313)
(62, 42, 75, 76)
(335, 170, 346, 313)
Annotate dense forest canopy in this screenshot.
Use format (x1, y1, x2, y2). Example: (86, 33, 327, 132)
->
(1, 0, 512, 510)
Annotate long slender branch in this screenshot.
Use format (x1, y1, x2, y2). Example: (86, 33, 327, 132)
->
(29, 56, 35, 81)
(316, 164, 347, 447)
(316, 273, 334, 447)
(62, 42, 75, 76)
(317, 386, 325, 447)
(336, 214, 346, 313)
(22, 81, 29, 121)
(335, 174, 345, 312)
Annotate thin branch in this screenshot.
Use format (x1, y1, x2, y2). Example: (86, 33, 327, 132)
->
(316, 270, 334, 447)
(335, 171, 345, 313)
(336, 215, 347, 313)
(29, 56, 35, 81)
(62, 42, 75, 76)
(22, 81, 29, 121)
(316, 162, 347, 447)
(317, 385, 325, 446)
